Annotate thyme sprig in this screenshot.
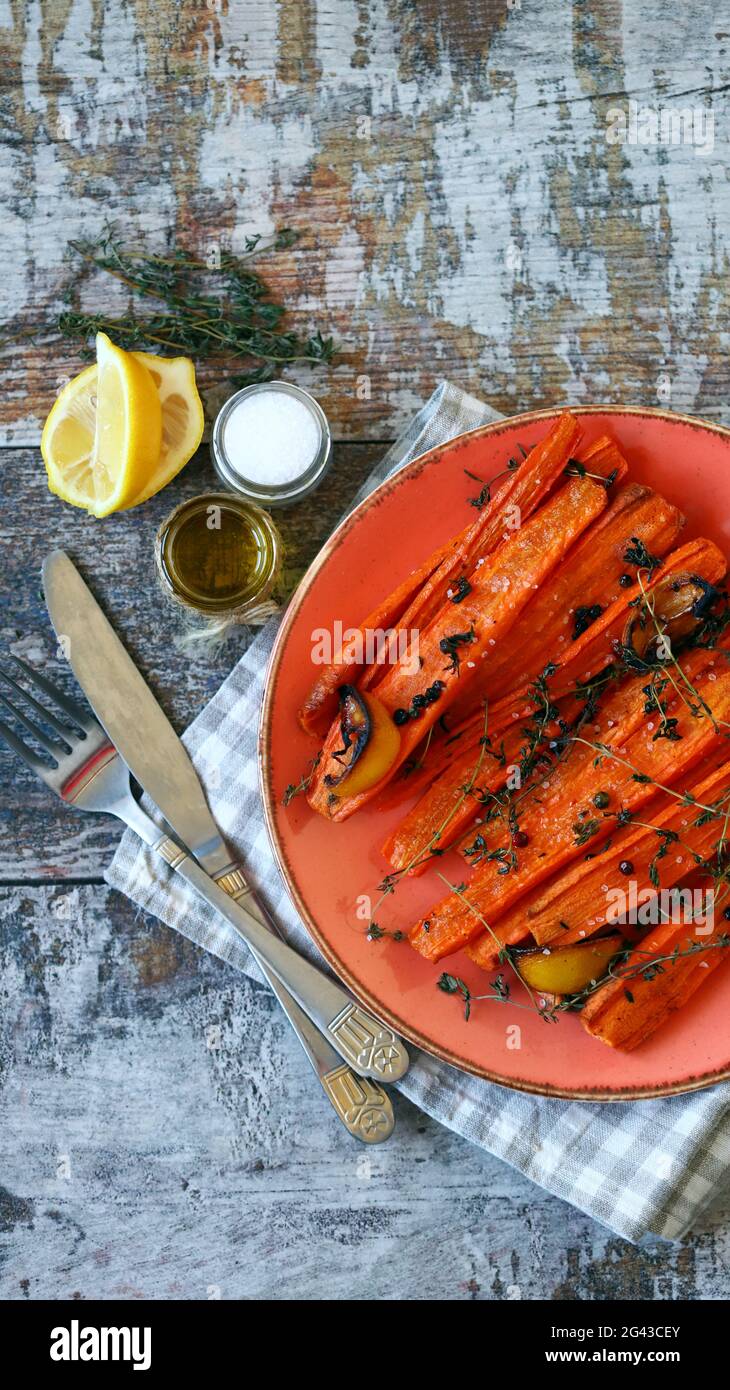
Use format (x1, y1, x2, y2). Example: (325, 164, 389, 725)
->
(49, 226, 335, 387)
(366, 923, 406, 942)
(282, 753, 322, 807)
(466, 661, 598, 873)
(435, 871, 543, 1014)
(517, 662, 560, 781)
(368, 705, 493, 929)
(643, 674, 682, 742)
(564, 458, 618, 488)
(438, 935, 730, 1024)
(464, 444, 528, 509)
(572, 736, 730, 823)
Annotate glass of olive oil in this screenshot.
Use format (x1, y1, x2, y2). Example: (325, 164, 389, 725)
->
(155, 493, 282, 628)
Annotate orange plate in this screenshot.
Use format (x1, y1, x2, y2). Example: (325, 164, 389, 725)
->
(260, 407, 730, 1100)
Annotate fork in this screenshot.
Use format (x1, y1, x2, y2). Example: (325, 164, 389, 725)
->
(0, 657, 395, 1143)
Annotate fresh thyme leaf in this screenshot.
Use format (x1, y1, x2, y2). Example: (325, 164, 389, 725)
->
(564, 459, 617, 488)
(367, 922, 406, 942)
(437, 972, 472, 1020)
(465, 448, 523, 509)
(480, 733, 507, 766)
(647, 829, 679, 888)
(573, 817, 601, 847)
(642, 675, 682, 742)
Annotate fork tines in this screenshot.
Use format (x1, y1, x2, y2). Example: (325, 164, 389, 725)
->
(0, 656, 89, 772)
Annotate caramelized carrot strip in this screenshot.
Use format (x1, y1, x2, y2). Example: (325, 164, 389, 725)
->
(389, 535, 726, 876)
(409, 657, 730, 962)
(366, 412, 583, 667)
(386, 485, 686, 855)
(308, 473, 607, 820)
(447, 482, 684, 719)
(450, 536, 727, 751)
(298, 542, 452, 734)
(581, 883, 730, 1050)
(299, 411, 581, 732)
(466, 749, 730, 971)
(381, 719, 529, 876)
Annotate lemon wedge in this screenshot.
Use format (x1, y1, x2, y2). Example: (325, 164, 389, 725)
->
(42, 333, 162, 517)
(123, 349, 204, 507)
(42, 336, 204, 516)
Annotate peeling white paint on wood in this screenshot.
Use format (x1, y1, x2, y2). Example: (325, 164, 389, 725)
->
(2, 0, 729, 444)
(2, 886, 730, 1300)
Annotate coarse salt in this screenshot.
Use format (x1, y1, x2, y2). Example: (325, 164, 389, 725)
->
(222, 390, 321, 486)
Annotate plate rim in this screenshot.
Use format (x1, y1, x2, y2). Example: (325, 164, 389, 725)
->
(259, 403, 730, 1101)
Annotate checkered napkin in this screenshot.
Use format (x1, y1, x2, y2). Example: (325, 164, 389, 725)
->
(107, 383, 730, 1243)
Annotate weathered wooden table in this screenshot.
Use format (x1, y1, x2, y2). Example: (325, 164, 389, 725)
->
(2, 0, 730, 1299)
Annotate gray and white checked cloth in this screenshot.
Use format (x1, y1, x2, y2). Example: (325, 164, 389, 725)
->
(107, 382, 730, 1244)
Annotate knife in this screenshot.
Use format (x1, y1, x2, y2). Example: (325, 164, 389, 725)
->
(42, 550, 409, 1100)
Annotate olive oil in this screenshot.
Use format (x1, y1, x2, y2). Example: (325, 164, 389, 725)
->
(156, 493, 282, 618)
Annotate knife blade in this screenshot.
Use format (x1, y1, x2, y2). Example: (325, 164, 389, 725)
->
(42, 550, 231, 873)
(42, 549, 409, 1086)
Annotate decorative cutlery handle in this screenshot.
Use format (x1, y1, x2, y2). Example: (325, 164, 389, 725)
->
(319, 1066, 395, 1143)
(156, 837, 410, 1083)
(213, 863, 394, 1143)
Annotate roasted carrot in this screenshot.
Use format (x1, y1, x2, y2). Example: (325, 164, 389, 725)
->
(577, 435, 628, 476)
(307, 472, 607, 820)
(410, 655, 730, 962)
(385, 534, 719, 871)
(388, 539, 726, 875)
(381, 718, 530, 876)
(298, 541, 452, 735)
(362, 411, 584, 680)
(448, 535, 727, 753)
(299, 411, 581, 733)
(466, 748, 730, 971)
(580, 880, 730, 1050)
(446, 482, 684, 721)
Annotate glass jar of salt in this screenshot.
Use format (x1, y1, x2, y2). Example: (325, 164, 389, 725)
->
(212, 381, 331, 505)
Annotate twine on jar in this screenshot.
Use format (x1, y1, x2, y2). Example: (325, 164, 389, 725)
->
(169, 596, 281, 653)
